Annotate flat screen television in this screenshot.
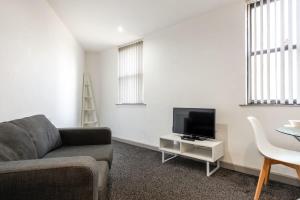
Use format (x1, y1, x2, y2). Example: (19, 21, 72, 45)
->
(172, 108, 215, 139)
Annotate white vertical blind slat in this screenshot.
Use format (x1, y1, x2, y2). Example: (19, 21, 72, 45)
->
(266, 0, 271, 103)
(135, 44, 137, 103)
(139, 43, 143, 102)
(129, 45, 132, 102)
(274, 0, 278, 103)
(125, 46, 128, 103)
(137, 44, 140, 102)
(279, 0, 285, 103)
(253, 2, 258, 103)
(287, 0, 293, 104)
(297, 0, 300, 103)
(259, 0, 264, 103)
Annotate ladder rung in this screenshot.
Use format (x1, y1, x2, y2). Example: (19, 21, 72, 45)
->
(84, 121, 98, 125)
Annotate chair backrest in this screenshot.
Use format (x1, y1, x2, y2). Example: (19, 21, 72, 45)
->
(247, 116, 273, 156)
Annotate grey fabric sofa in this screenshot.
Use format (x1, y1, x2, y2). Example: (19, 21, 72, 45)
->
(0, 115, 113, 200)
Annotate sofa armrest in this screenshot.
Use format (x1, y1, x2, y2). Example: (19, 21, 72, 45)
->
(0, 156, 98, 200)
(59, 127, 112, 146)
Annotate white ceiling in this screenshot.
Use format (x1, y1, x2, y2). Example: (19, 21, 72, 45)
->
(47, 0, 237, 51)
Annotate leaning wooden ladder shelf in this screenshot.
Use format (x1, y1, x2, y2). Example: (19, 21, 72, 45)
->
(81, 73, 99, 127)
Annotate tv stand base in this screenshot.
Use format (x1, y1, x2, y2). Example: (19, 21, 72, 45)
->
(161, 151, 220, 176)
(162, 151, 178, 163)
(206, 160, 220, 176)
(159, 134, 224, 177)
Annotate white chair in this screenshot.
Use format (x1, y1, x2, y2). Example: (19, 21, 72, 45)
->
(247, 116, 300, 200)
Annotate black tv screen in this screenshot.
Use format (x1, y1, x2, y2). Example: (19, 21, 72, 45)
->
(172, 108, 215, 139)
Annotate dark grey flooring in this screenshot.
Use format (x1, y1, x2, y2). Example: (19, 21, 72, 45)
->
(108, 141, 300, 200)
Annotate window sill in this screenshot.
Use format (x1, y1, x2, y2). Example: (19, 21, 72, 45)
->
(116, 103, 147, 106)
(240, 104, 300, 107)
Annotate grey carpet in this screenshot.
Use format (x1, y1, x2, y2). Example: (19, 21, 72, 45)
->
(108, 141, 300, 200)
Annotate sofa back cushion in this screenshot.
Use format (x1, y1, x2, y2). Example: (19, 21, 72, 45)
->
(11, 115, 62, 158)
(0, 122, 38, 161)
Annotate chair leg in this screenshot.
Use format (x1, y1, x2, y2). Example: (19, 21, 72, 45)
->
(254, 158, 270, 200)
(264, 162, 271, 186)
(296, 166, 300, 179)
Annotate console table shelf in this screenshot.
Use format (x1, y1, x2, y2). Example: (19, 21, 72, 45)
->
(159, 134, 224, 176)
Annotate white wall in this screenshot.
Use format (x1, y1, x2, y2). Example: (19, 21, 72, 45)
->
(86, 1, 300, 178)
(0, 0, 84, 127)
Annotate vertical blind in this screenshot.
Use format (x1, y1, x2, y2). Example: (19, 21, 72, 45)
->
(118, 41, 144, 104)
(247, 0, 300, 104)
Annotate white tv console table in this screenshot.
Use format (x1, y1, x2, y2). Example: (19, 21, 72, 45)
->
(159, 134, 224, 176)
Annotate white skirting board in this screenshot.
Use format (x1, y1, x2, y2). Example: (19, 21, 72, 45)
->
(112, 136, 300, 187)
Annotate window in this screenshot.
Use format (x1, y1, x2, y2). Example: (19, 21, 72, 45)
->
(247, 0, 300, 105)
(118, 41, 144, 104)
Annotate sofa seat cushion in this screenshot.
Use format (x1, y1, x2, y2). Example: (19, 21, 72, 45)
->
(44, 144, 113, 167)
(0, 122, 38, 161)
(96, 161, 109, 200)
(11, 115, 62, 158)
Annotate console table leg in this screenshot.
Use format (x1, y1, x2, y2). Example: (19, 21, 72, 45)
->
(161, 151, 178, 163)
(206, 161, 220, 176)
